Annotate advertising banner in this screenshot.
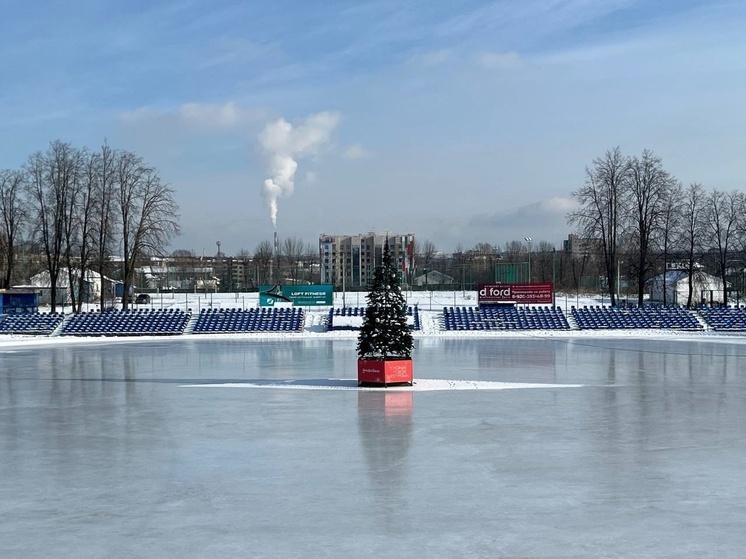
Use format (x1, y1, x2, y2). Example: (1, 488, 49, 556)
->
(478, 283, 554, 305)
(259, 284, 333, 307)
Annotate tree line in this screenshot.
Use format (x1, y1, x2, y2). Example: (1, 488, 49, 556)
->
(0, 140, 179, 312)
(4, 142, 744, 307)
(570, 146, 746, 307)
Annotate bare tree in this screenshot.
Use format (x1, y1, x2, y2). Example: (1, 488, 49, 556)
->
(627, 150, 676, 305)
(73, 151, 100, 312)
(171, 249, 195, 258)
(470, 241, 499, 284)
(568, 147, 631, 306)
(533, 240, 556, 284)
(92, 142, 118, 309)
(281, 236, 305, 284)
(117, 152, 179, 309)
(415, 239, 437, 278)
(675, 183, 707, 308)
(658, 181, 682, 305)
(60, 146, 85, 311)
(0, 169, 27, 288)
(302, 242, 319, 284)
(25, 141, 79, 312)
(571, 251, 592, 295)
(502, 240, 525, 263)
(705, 189, 742, 305)
(253, 240, 274, 286)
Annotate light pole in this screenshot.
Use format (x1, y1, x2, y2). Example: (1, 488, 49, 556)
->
(552, 248, 556, 305)
(524, 237, 532, 283)
(617, 259, 622, 307)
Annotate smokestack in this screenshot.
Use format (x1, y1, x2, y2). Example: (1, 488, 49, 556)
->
(274, 231, 279, 256)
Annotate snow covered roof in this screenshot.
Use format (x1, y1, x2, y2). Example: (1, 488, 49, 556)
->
(29, 268, 116, 288)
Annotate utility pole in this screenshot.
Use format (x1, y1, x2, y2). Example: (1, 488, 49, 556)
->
(552, 247, 556, 306)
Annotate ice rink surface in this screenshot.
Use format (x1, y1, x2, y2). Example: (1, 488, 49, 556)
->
(2, 336, 746, 558)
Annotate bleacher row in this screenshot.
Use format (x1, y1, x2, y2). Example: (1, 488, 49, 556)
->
(444, 306, 570, 331)
(4, 305, 746, 336)
(328, 306, 421, 330)
(61, 309, 190, 336)
(698, 306, 746, 331)
(571, 306, 702, 330)
(0, 312, 65, 335)
(0, 308, 307, 337)
(439, 305, 746, 331)
(193, 308, 305, 333)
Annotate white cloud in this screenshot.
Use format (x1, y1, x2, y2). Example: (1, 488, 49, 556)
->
(538, 196, 578, 214)
(342, 143, 372, 160)
(118, 106, 158, 123)
(118, 102, 271, 132)
(259, 111, 341, 154)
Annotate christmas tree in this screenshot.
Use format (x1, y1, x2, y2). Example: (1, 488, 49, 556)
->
(357, 237, 414, 360)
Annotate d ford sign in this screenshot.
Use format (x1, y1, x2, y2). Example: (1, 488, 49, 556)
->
(478, 283, 554, 305)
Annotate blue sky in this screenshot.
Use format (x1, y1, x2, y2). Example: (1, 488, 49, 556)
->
(2, 0, 745, 255)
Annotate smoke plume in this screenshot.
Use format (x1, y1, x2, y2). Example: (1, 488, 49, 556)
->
(258, 111, 341, 227)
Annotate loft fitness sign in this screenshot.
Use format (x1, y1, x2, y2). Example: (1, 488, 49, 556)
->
(259, 284, 333, 307)
(478, 283, 554, 305)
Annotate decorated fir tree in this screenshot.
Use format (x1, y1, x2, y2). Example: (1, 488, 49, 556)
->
(357, 237, 413, 360)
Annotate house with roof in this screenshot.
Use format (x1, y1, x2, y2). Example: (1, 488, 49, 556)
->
(24, 268, 117, 305)
(648, 265, 729, 306)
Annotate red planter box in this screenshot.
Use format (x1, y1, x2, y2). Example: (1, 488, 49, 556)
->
(358, 359, 413, 387)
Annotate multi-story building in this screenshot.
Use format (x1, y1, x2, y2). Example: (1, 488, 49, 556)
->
(319, 233, 415, 289)
(563, 234, 604, 255)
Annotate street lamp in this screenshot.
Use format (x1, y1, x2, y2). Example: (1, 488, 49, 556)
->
(552, 247, 557, 304)
(524, 237, 532, 283)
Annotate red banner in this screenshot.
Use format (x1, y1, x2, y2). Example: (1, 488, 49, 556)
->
(478, 283, 554, 305)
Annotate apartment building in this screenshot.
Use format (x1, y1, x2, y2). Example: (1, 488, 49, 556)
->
(319, 233, 415, 289)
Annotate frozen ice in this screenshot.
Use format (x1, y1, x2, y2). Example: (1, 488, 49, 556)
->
(2, 334, 746, 557)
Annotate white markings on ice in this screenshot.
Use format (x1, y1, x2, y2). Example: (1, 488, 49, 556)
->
(179, 379, 584, 391)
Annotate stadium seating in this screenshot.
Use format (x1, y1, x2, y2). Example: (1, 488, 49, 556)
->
(61, 308, 191, 336)
(193, 307, 305, 333)
(327, 306, 420, 331)
(698, 306, 746, 331)
(442, 306, 570, 331)
(0, 312, 65, 335)
(571, 305, 702, 331)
